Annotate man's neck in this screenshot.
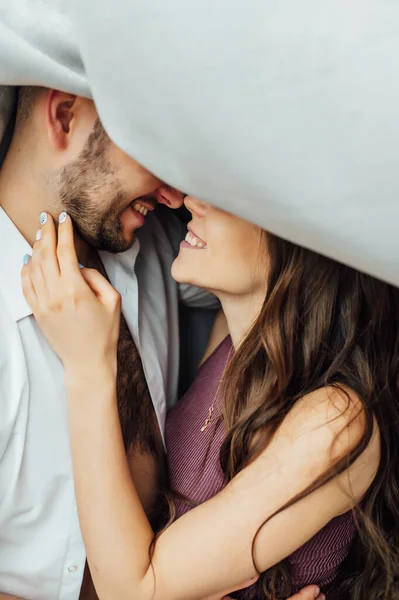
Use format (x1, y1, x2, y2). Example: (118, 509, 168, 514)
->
(0, 151, 46, 247)
(217, 289, 265, 350)
(0, 150, 91, 263)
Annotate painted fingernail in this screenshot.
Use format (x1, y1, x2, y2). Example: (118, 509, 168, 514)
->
(40, 212, 48, 226)
(78, 263, 84, 269)
(23, 254, 31, 265)
(59, 211, 68, 224)
(35, 229, 42, 241)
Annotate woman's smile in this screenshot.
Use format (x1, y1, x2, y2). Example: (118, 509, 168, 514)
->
(172, 196, 267, 300)
(181, 226, 207, 249)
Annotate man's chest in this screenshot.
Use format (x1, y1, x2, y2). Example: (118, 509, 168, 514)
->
(99, 242, 182, 435)
(0, 285, 165, 599)
(87, 251, 162, 452)
(0, 316, 86, 599)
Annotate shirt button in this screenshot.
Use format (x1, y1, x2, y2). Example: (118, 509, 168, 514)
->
(68, 565, 78, 573)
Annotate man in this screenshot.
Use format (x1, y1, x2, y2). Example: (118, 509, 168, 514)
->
(0, 85, 201, 598)
(0, 87, 322, 600)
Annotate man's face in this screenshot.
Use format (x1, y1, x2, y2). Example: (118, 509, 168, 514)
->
(58, 119, 170, 253)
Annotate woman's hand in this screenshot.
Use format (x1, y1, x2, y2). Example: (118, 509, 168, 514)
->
(21, 212, 121, 378)
(284, 587, 325, 600)
(218, 582, 324, 600)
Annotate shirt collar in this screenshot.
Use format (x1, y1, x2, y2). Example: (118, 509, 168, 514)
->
(0, 207, 33, 322)
(99, 236, 140, 277)
(0, 206, 142, 323)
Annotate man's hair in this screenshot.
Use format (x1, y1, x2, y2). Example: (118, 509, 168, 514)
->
(14, 86, 45, 133)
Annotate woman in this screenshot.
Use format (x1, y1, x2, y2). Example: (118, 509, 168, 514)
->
(21, 198, 399, 600)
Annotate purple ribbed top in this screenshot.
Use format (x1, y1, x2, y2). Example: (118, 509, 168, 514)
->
(166, 336, 355, 599)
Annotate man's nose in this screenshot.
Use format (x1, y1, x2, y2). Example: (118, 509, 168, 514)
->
(155, 186, 185, 209)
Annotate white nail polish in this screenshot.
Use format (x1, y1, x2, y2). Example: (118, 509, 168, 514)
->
(59, 211, 68, 224)
(39, 212, 48, 226)
(35, 229, 42, 241)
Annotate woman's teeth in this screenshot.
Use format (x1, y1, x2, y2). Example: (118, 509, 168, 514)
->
(133, 202, 148, 216)
(185, 231, 206, 248)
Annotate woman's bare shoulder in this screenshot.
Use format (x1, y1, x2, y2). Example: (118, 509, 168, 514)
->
(233, 384, 380, 513)
(290, 385, 373, 446)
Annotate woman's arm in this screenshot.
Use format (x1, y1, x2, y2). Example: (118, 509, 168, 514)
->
(22, 215, 380, 600)
(66, 369, 379, 600)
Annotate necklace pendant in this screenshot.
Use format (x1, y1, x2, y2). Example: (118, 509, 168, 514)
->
(201, 404, 214, 432)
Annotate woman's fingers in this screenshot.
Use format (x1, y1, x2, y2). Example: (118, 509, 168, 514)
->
(27, 212, 63, 312)
(223, 584, 324, 600)
(25, 210, 119, 314)
(54, 211, 119, 311)
(56, 211, 80, 277)
(35, 212, 61, 281)
(20, 211, 121, 373)
(80, 268, 121, 311)
(287, 586, 324, 600)
(21, 257, 37, 310)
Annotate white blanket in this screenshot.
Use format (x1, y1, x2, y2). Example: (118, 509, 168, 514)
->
(1, 0, 399, 286)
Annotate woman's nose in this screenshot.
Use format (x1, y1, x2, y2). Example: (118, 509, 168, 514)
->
(155, 186, 185, 209)
(184, 196, 208, 216)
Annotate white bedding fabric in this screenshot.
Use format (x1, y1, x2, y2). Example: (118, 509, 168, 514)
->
(1, 0, 399, 286)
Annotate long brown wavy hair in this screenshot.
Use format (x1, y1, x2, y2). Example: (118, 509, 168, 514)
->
(217, 233, 399, 599)
(157, 232, 399, 600)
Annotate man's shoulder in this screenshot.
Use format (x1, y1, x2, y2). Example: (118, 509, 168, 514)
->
(0, 290, 21, 368)
(0, 286, 15, 326)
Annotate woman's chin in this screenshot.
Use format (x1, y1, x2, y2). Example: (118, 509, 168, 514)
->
(171, 259, 192, 285)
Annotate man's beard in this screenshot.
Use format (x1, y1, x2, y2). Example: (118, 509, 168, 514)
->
(58, 119, 136, 254)
(61, 187, 135, 254)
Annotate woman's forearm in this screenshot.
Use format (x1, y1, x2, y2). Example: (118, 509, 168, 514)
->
(64, 366, 368, 600)
(66, 369, 155, 600)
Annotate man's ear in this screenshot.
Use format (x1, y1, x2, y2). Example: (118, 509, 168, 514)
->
(44, 90, 77, 150)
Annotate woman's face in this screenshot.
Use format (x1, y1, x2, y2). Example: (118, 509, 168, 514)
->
(172, 197, 267, 297)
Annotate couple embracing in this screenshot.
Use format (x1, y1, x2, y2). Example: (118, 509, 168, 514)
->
(1, 87, 397, 600)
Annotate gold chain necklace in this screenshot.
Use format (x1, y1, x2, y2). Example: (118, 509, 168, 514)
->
(199, 338, 233, 432)
(201, 402, 215, 432)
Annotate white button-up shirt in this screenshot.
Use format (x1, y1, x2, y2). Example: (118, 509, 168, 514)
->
(0, 206, 216, 600)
